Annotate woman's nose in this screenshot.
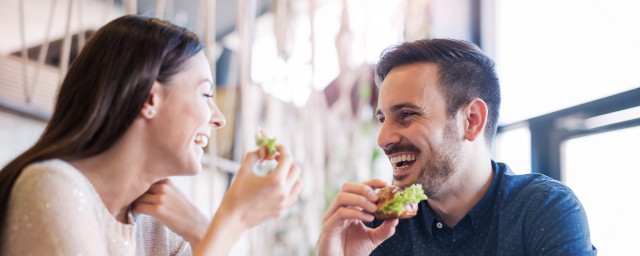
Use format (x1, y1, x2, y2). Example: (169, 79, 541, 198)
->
(209, 103, 226, 128)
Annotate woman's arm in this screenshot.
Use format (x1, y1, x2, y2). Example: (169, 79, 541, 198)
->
(135, 145, 303, 255)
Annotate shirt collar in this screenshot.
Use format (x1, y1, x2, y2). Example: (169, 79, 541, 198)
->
(419, 201, 437, 238)
(419, 160, 505, 236)
(467, 160, 503, 233)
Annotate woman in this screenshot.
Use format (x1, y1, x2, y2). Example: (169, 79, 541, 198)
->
(0, 15, 302, 255)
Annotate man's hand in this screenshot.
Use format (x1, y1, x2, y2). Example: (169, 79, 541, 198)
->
(316, 179, 399, 256)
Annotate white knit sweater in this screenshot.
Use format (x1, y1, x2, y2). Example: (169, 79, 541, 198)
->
(1, 159, 192, 255)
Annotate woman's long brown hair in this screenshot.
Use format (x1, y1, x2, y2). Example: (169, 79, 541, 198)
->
(0, 15, 204, 247)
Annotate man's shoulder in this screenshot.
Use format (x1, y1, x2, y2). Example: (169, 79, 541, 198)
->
(506, 172, 568, 192)
(497, 169, 579, 211)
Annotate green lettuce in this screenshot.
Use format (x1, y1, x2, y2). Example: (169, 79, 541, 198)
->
(378, 184, 428, 216)
(256, 136, 277, 155)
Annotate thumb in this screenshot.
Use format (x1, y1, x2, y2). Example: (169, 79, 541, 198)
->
(154, 178, 171, 185)
(237, 151, 260, 176)
(369, 218, 399, 247)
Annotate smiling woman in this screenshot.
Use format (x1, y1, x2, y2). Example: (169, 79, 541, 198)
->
(0, 15, 303, 256)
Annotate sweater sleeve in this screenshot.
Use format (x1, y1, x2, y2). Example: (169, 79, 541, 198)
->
(3, 161, 111, 256)
(135, 213, 192, 256)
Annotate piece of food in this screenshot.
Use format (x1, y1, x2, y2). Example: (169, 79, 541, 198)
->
(255, 128, 277, 160)
(374, 184, 428, 219)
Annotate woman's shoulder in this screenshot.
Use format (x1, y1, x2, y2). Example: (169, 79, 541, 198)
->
(21, 158, 80, 177)
(12, 159, 95, 204)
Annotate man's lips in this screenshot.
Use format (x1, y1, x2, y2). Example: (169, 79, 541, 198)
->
(389, 153, 418, 177)
(390, 153, 417, 165)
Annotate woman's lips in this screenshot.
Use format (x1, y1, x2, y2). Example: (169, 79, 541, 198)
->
(195, 134, 209, 147)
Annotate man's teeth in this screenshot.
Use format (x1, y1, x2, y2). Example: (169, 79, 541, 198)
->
(195, 134, 209, 147)
(390, 154, 416, 164)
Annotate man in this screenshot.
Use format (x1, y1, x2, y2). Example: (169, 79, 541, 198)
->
(316, 39, 596, 255)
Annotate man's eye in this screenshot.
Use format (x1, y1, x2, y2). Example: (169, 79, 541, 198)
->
(400, 112, 417, 121)
(377, 116, 385, 123)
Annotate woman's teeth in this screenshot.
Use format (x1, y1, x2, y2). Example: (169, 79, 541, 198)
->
(195, 134, 209, 147)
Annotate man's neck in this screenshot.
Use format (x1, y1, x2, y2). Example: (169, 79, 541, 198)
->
(427, 152, 493, 227)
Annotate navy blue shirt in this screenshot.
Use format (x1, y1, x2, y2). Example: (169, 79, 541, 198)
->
(367, 161, 596, 255)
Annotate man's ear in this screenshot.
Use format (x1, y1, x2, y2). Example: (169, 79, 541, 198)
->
(462, 98, 488, 142)
(141, 81, 161, 119)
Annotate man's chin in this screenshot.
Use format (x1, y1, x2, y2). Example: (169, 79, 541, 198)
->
(393, 173, 417, 188)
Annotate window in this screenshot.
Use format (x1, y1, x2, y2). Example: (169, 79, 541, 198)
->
(563, 126, 640, 255)
(493, 0, 640, 125)
(493, 125, 531, 174)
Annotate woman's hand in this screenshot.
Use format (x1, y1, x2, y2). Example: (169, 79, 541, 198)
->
(194, 144, 303, 255)
(222, 144, 303, 230)
(131, 178, 209, 248)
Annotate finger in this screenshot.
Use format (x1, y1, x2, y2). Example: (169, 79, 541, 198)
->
(257, 147, 267, 159)
(285, 164, 301, 190)
(154, 178, 171, 185)
(257, 146, 278, 160)
(324, 192, 378, 220)
(145, 183, 168, 195)
(340, 182, 379, 202)
(327, 207, 376, 224)
(133, 194, 163, 205)
(270, 144, 293, 181)
(369, 218, 399, 247)
(238, 151, 260, 176)
(131, 203, 160, 216)
(361, 179, 389, 190)
(285, 178, 304, 207)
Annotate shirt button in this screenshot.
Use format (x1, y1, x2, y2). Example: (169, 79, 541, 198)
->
(436, 222, 443, 229)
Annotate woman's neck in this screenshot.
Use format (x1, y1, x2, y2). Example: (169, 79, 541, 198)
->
(68, 136, 159, 224)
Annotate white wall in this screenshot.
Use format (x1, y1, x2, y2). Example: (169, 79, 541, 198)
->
(429, 0, 473, 41)
(0, 111, 46, 167)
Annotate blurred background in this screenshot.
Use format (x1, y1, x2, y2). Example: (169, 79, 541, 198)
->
(0, 0, 639, 255)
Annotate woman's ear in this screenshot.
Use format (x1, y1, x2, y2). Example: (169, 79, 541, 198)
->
(463, 98, 488, 142)
(141, 82, 161, 119)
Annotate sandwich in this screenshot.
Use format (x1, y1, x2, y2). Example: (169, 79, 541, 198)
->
(374, 184, 428, 219)
(255, 128, 277, 160)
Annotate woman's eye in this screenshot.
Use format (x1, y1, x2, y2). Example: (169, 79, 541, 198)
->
(203, 93, 214, 98)
(377, 116, 385, 123)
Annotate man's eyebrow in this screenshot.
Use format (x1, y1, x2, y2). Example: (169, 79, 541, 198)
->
(376, 103, 423, 117)
(377, 103, 422, 114)
(390, 103, 421, 112)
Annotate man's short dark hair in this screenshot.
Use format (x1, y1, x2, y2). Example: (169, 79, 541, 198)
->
(375, 38, 501, 144)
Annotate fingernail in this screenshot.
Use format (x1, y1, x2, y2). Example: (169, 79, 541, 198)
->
(369, 190, 377, 200)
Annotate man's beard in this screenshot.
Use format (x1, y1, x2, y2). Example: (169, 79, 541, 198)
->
(416, 119, 461, 197)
